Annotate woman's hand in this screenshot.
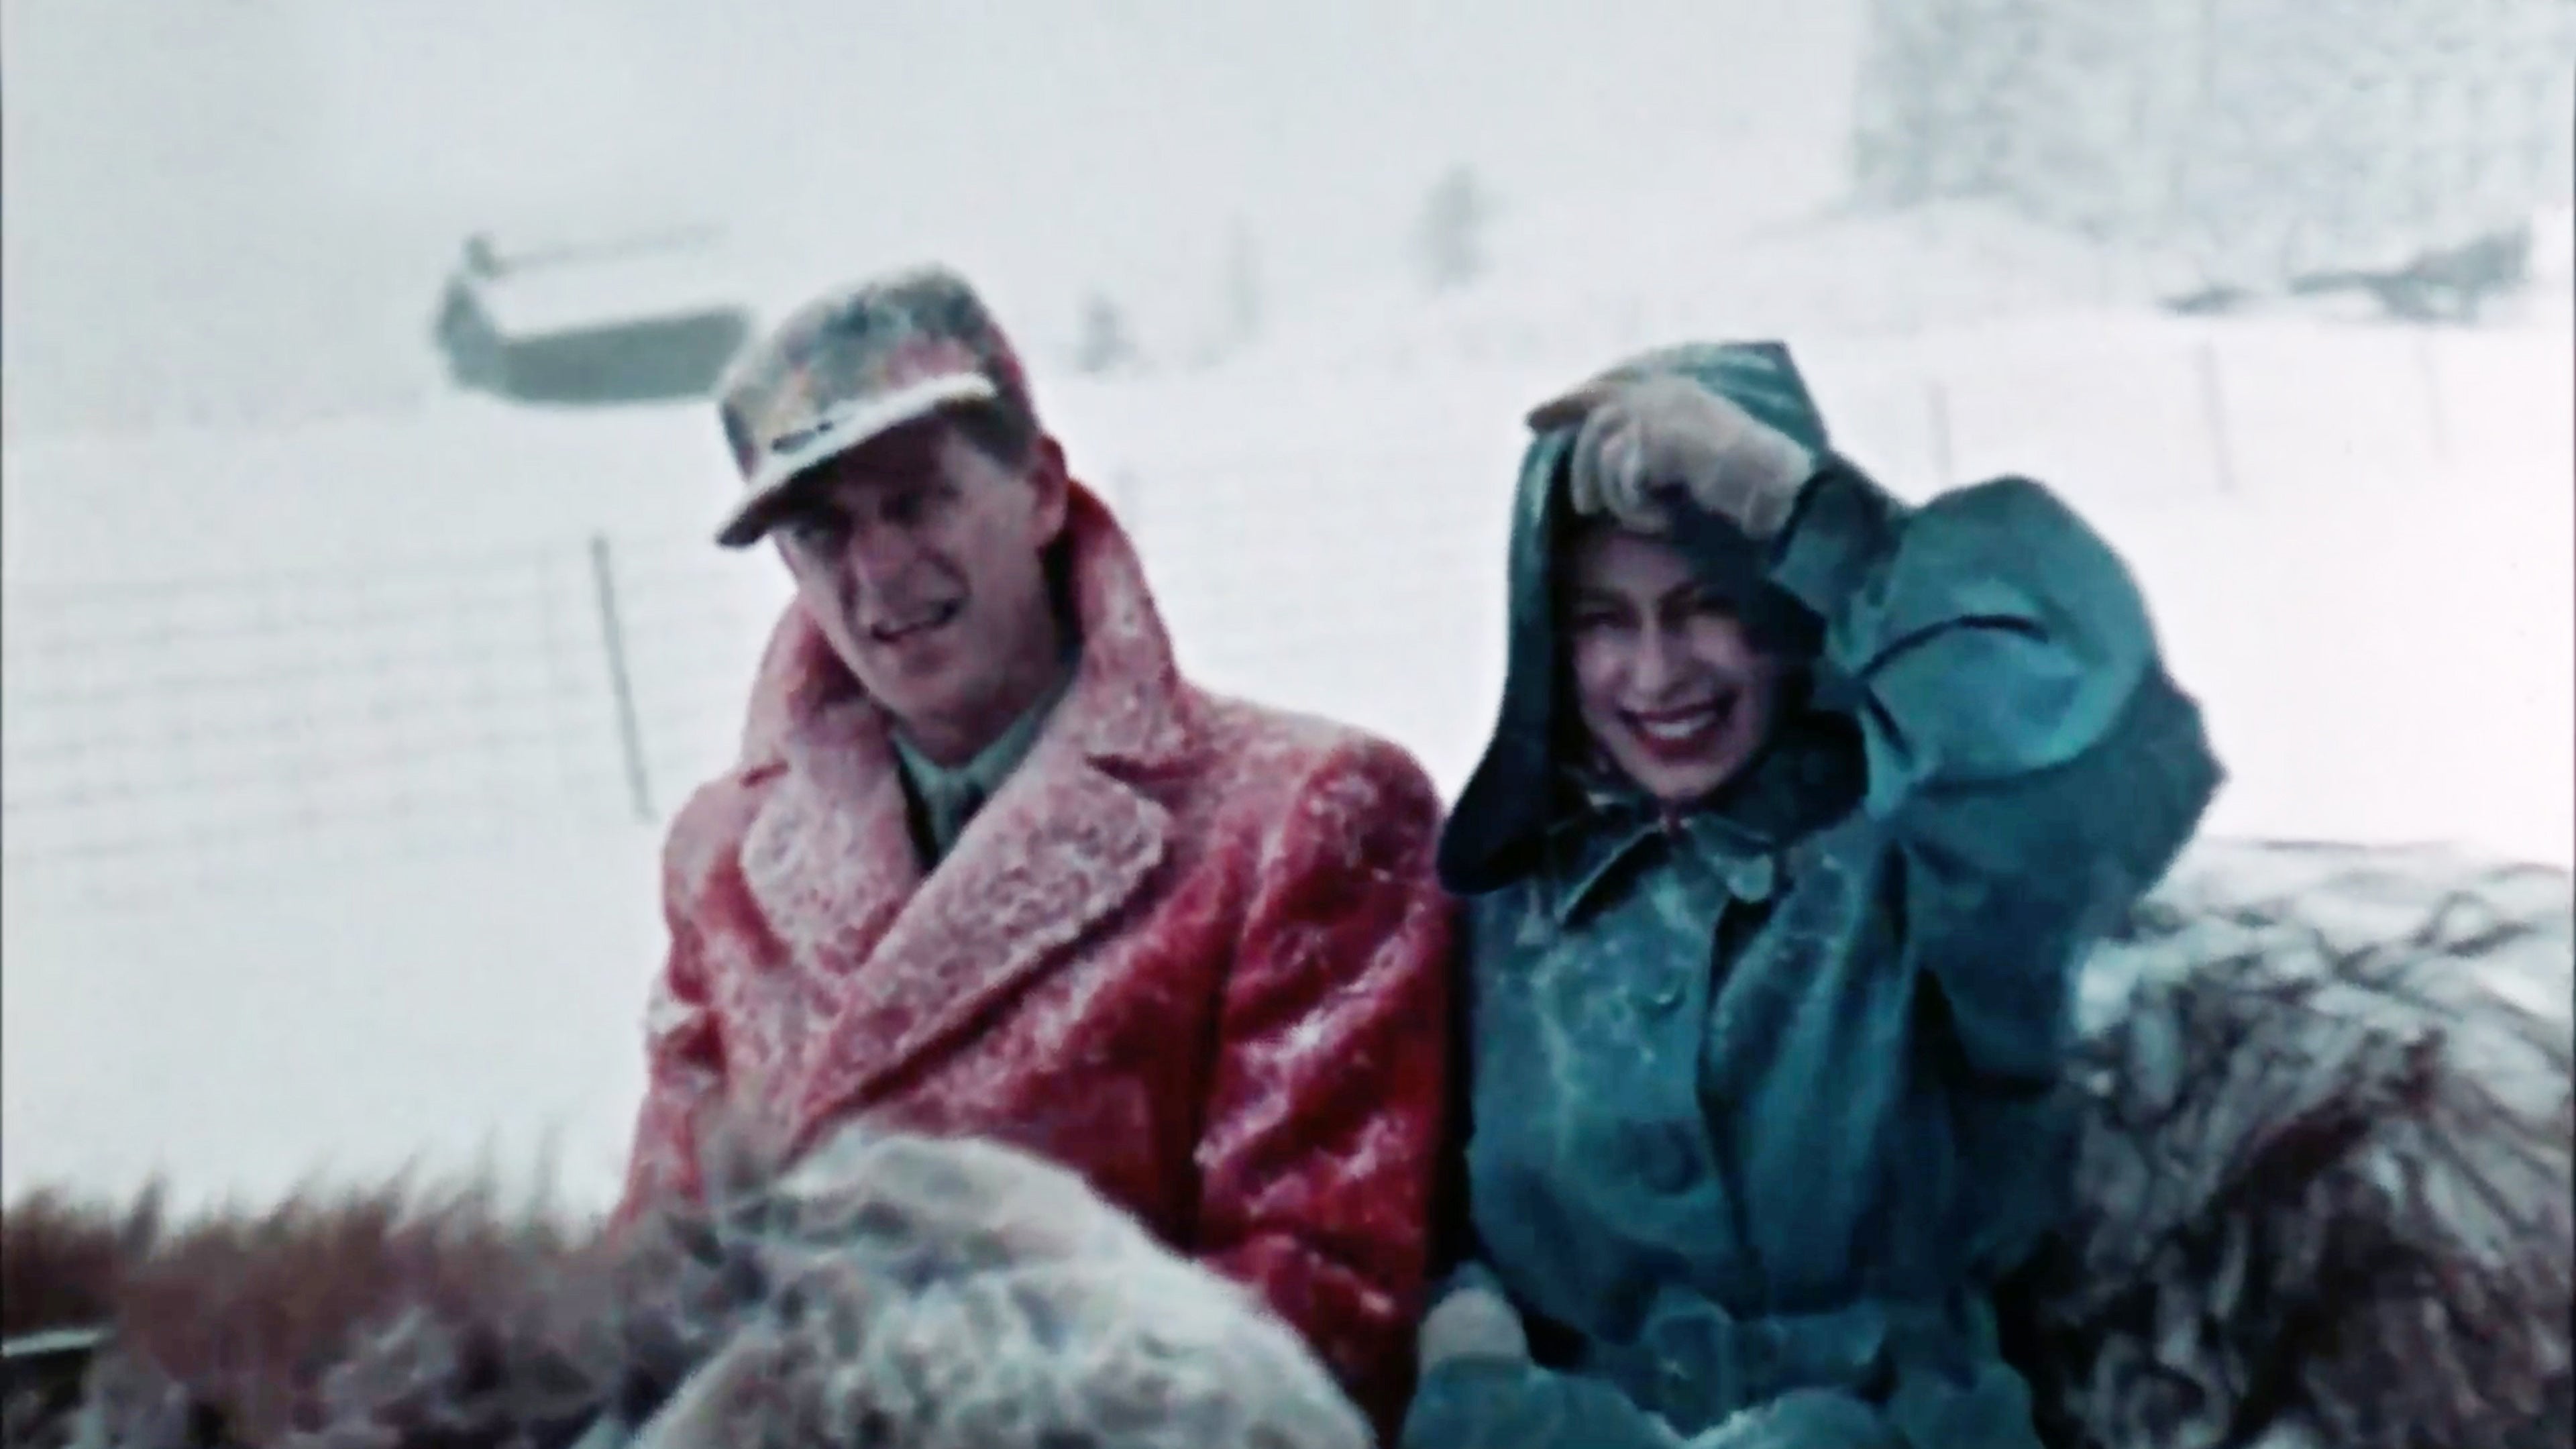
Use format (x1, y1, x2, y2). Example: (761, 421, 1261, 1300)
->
(1418, 1285, 1530, 1369)
(1527, 371, 1815, 541)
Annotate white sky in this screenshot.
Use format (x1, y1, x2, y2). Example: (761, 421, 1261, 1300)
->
(1, 0, 1860, 428)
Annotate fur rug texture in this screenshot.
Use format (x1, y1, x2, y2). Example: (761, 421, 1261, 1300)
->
(4, 839, 2569, 1449)
(2009, 839, 2573, 1449)
(3, 1124, 1368, 1449)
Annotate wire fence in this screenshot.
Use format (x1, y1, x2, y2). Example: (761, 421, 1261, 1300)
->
(2, 325, 2553, 902)
(0, 534, 782, 895)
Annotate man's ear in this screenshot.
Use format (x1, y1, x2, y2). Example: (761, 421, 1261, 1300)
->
(1027, 434, 1072, 543)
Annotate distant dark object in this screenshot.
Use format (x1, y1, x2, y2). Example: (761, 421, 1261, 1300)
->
(2, 1324, 110, 1444)
(2162, 285, 2254, 317)
(1414, 165, 1495, 294)
(2159, 225, 2534, 323)
(1072, 292, 1141, 376)
(433, 228, 757, 407)
(2282, 224, 2534, 323)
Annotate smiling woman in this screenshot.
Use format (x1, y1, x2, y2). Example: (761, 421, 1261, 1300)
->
(1414, 340, 2224, 1449)
(1559, 525, 1792, 807)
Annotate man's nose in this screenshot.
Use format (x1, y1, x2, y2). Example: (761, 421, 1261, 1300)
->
(841, 518, 925, 597)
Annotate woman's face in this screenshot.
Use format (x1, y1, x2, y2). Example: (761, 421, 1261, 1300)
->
(1562, 525, 1784, 807)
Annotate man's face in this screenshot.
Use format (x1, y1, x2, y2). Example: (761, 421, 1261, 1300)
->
(772, 418, 1069, 763)
(1562, 524, 1784, 806)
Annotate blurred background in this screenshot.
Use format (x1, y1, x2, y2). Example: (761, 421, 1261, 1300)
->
(5, 0, 2571, 1215)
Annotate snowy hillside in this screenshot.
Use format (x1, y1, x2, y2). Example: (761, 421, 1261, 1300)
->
(5, 0, 2569, 1229)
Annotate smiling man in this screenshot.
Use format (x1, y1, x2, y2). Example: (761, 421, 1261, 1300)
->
(612, 266, 1454, 1436)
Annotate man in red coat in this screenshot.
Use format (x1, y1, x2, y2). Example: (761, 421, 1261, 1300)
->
(614, 265, 1454, 1432)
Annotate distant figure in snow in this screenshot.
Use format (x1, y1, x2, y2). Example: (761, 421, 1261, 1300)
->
(614, 266, 1452, 1435)
(1404, 343, 2222, 1447)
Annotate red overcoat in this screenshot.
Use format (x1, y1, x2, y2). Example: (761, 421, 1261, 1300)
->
(617, 483, 1454, 1430)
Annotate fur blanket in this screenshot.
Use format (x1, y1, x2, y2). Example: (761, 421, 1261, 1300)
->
(2009, 839, 2573, 1449)
(1, 1126, 1368, 1449)
(5, 839, 2569, 1449)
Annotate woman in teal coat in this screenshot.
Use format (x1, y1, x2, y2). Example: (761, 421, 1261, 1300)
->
(1403, 342, 2222, 1448)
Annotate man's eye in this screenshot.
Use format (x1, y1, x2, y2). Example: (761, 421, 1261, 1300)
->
(785, 513, 846, 547)
(883, 480, 954, 527)
(1568, 609, 1622, 633)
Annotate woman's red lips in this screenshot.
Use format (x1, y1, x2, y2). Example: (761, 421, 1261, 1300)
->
(1623, 696, 1737, 761)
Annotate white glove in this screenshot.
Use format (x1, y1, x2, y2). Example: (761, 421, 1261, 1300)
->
(1417, 1285, 1530, 1369)
(1527, 371, 1816, 541)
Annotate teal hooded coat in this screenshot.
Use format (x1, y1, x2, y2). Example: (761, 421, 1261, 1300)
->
(1403, 343, 2222, 1448)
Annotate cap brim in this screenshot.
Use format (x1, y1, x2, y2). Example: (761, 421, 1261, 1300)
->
(714, 371, 1001, 548)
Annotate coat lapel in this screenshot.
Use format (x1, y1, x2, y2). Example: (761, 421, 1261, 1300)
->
(739, 694, 920, 971)
(790, 741, 1170, 1134)
(777, 482, 1195, 1144)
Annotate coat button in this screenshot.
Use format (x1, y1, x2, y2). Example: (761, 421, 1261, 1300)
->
(1641, 978, 1686, 1014)
(1727, 855, 1776, 903)
(1627, 1123, 1703, 1193)
(1658, 1358, 1693, 1401)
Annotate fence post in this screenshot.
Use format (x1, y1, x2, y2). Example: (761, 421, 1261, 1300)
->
(2194, 339, 2237, 494)
(1925, 377, 1955, 490)
(588, 534, 655, 824)
(1110, 469, 1142, 539)
(2415, 332, 2451, 464)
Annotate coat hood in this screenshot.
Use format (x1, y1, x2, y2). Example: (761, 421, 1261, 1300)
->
(1435, 341, 1839, 897)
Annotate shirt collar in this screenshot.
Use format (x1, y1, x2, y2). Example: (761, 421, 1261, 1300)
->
(1538, 713, 1862, 924)
(891, 648, 1080, 863)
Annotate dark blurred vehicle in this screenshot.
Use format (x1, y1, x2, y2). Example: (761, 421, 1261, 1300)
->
(432, 227, 757, 407)
(2169, 223, 2539, 322)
